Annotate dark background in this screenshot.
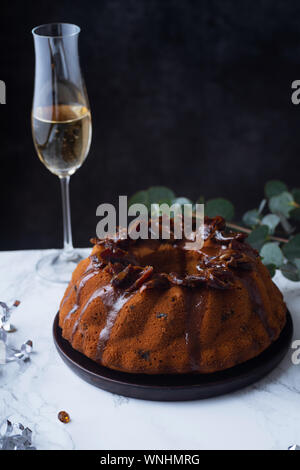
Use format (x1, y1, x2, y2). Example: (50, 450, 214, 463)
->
(1, 0, 300, 250)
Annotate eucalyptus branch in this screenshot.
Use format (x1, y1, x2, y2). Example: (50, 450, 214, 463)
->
(226, 222, 289, 244)
(128, 181, 300, 281)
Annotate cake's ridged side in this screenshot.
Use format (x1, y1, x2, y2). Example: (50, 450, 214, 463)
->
(59, 252, 286, 374)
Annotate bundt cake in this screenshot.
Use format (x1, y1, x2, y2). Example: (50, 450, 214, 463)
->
(58, 216, 286, 374)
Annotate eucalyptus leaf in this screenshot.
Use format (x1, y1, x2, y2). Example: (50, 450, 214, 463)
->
(260, 214, 280, 233)
(294, 258, 300, 271)
(247, 225, 269, 251)
(269, 191, 294, 217)
(258, 199, 267, 214)
(242, 209, 260, 228)
(128, 190, 149, 208)
(282, 234, 300, 261)
(205, 198, 234, 221)
(280, 262, 300, 282)
(265, 264, 276, 277)
(278, 213, 295, 235)
(129, 187, 176, 211)
(172, 197, 193, 206)
(260, 242, 284, 268)
(289, 207, 300, 221)
(265, 180, 288, 198)
(292, 188, 300, 204)
(148, 186, 175, 205)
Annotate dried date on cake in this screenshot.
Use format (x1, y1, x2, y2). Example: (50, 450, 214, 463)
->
(111, 265, 154, 291)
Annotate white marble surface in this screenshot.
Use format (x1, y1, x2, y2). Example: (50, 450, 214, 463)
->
(0, 249, 299, 450)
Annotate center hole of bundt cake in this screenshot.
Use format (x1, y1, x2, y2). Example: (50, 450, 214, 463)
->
(132, 240, 198, 276)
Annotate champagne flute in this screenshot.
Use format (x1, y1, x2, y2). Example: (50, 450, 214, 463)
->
(32, 23, 92, 283)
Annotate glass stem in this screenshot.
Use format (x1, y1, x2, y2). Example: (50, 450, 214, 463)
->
(59, 176, 74, 258)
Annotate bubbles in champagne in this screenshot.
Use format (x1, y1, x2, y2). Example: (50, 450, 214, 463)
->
(32, 104, 92, 176)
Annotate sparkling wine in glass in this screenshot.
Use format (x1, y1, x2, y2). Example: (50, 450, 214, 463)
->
(32, 23, 92, 283)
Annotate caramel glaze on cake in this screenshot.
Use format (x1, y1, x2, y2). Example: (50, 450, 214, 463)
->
(59, 216, 287, 374)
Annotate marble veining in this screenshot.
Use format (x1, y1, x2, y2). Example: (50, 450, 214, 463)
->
(0, 249, 299, 450)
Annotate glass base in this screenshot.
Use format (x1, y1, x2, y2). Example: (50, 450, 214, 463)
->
(36, 250, 83, 283)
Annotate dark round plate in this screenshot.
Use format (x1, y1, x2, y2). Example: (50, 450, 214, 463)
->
(53, 311, 293, 401)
